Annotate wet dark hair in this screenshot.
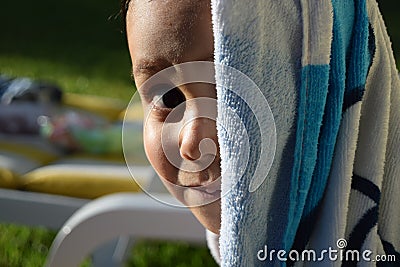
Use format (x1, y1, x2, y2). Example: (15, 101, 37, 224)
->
(120, 0, 131, 35)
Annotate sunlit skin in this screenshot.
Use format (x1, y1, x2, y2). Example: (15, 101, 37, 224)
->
(126, 0, 221, 234)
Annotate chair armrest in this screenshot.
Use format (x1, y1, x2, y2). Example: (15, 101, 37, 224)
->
(0, 188, 88, 229)
(45, 193, 206, 267)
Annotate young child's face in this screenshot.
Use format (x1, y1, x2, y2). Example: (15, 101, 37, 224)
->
(126, 0, 221, 234)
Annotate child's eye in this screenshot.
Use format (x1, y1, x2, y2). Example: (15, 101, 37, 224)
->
(154, 87, 186, 109)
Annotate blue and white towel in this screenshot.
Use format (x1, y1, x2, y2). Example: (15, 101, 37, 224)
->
(209, 0, 400, 266)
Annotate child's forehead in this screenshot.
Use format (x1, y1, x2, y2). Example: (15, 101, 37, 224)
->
(128, 0, 186, 11)
(127, 0, 209, 19)
(127, 0, 203, 42)
(126, 0, 212, 67)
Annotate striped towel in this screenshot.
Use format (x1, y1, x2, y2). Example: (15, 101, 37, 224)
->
(210, 0, 400, 266)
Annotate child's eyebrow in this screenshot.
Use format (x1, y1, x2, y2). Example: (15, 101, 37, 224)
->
(132, 59, 171, 77)
(131, 54, 214, 82)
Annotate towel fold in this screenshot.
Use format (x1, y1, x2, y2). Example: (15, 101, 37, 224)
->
(211, 0, 400, 266)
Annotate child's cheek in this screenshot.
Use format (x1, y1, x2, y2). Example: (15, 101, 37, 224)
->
(143, 121, 177, 184)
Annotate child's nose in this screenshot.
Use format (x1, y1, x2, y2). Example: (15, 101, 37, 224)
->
(179, 117, 217, 161)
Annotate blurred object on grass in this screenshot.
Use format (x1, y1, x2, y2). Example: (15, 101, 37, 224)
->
(0, 103, 50, 135)
(0, 74, 62, 105)
(63, 93, 127, 121)
(0, 0, 135, 100)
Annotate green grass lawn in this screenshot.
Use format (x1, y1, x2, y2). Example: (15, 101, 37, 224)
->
(0, 224, 56, 267)
(0, 223, 217, 267)
(0, 0, 398, 266)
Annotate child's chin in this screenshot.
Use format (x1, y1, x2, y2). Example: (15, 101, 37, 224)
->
(189, 199, 221, 235)
(183, 187, 221, 206)
(164, 184, 221, 234)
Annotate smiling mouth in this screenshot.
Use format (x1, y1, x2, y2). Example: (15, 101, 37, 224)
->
(182, 177, 221, 194)
(184, 187, 221, 206)
(183, 180, 222, 205)
(168, 168, 221, 206)
(189, 186, 221, 195)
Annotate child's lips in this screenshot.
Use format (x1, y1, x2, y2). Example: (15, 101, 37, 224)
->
(189, 186, 221, 195)
(205, 187, 221, 194)
(184, 187, 221, 206)
(181, 180, 222, 206)
(183, 178, 221, 193)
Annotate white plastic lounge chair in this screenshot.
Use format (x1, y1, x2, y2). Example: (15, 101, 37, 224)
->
(45, 193, 206, 267)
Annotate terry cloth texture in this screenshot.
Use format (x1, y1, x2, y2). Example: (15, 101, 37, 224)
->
(211, 0, 400, 266)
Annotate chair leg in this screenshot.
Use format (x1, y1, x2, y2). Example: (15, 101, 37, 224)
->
(92, 236, 134, 267)
(112, 236, 136, 265)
